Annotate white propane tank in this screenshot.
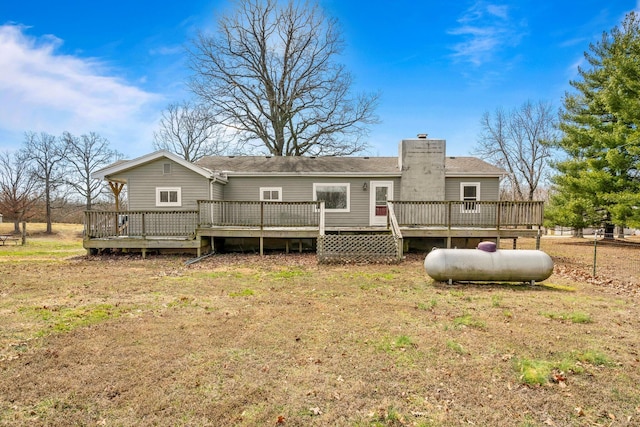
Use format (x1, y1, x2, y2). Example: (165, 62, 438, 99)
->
(424, 245, 554, 283)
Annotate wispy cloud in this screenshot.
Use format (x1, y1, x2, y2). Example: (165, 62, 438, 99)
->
(0, 24, 162, 155)
(448, 1, 526, 67)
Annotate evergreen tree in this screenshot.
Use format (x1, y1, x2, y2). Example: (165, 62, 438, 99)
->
(548, 12, 640, 233)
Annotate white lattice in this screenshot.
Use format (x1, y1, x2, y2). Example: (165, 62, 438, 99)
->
(317, 234, 401, 263)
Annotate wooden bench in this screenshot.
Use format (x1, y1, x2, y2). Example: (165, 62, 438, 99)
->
(0, 234, 20, 245)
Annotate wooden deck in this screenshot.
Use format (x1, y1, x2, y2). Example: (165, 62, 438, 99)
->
(83, 200, 544, 258)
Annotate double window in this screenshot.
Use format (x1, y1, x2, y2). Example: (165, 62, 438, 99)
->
(460, 182, 480, 213)
(260, 187, 282, 201)
(156, 187, 181, 207)
(313, 183, 350, 212)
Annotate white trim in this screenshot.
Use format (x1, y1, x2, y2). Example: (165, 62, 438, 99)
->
(369, 181, 394, 226)
(313, 183, 350, 213)
(156, 187, 182, 207)
(259, 187, 282, 201)
(460, 182, 480, 213)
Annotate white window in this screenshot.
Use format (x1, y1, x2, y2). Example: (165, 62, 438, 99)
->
(156, 187, 181, 207)
(313, 183, 350, 212)
(260, 187, 282, 201)
(460, 182, 480, 213)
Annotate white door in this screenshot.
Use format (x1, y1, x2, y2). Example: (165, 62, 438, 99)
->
(369, 181, 393, 226)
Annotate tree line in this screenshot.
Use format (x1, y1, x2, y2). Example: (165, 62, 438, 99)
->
(0, 132, 120, 233)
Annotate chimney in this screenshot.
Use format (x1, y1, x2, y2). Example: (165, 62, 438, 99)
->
(398, 135, 445, 201)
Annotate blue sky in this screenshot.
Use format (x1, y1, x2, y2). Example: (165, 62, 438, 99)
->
(1, 1, 638, 158)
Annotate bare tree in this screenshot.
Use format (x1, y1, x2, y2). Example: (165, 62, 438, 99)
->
(62, 132, 121, 210)
(474, 100, 558, 201)
(0, 151, 41, 232)
(188, 0, 379, 156)
(22, 131, 68, 234)
(153, 101, 227, 162)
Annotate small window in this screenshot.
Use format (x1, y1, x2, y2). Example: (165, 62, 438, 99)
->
(156, 187, 181, 207)
(163, 163, 171, 174)
(460, 182, 480, 213)
(313, 183, 350, 212)
(260, 187, 282, 201)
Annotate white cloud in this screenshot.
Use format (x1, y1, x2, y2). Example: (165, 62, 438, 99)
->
(0, 24, 163, 156)
(449, 2, 526, 66)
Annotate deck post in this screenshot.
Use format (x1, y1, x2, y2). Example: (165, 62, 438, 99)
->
(141, 213, 146, 238)
(260, 235, 264, 256)
(319, 202, 325, 235)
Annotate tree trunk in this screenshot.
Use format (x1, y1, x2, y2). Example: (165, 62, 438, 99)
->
(45, 181, 52, 234)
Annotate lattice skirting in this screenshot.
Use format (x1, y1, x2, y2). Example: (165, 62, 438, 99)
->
(317, 234, 401, 263)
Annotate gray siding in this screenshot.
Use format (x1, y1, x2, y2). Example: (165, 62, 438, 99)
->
(222, 176, 401, 227)
(111, 158, 209, 210)
(211, 182, 224, 201)
(445, 177, 500, 201)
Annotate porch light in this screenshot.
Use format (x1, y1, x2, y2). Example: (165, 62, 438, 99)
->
(363, 182, 368, 191)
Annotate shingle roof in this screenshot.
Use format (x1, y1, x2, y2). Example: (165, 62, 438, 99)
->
(196, 156, 399, 174)
(196, 155, 506, 176)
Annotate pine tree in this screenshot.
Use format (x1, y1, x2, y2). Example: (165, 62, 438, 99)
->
(548, 12, 640, 233)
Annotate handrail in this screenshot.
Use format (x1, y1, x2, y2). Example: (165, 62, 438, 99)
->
(84, 210, 198, 238)
(197, 200, 323, 228)
(387, 201, 403, 239)
(389, 200, 544, 229)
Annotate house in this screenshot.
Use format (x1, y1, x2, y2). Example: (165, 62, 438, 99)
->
(85, 136, 544, 261)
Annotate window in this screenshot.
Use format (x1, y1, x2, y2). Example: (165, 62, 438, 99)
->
(313, 183, 350, 212)
(460, 182, 480, 213)
(260, 187, 282, 201)
(163, 163, 171, 174)
(156, 187, 181, 207)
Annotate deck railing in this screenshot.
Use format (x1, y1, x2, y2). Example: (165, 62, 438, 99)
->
(198, 200, 324, 230)
(84, 210, 198, 238)
(389, 201, 544, 229)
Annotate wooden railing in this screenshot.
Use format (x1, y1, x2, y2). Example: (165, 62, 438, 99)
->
(84, 210, 198, 238)
(389, 201, 544, 229)
(198, 200, 324, 231)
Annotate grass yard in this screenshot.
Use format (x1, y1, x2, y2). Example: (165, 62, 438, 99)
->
(0, 225, 639, 426)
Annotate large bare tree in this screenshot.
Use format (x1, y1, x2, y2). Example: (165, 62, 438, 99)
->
(0, 150, 41, 232)
(188, 0, 379, 156)
(62, 131, 121, 210)
(153, 101, 227, 161)
(474, 100, 558, 201)
(22, 131, 67, 234)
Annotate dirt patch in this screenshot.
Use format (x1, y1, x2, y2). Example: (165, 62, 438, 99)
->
(1, 236, 639, 426)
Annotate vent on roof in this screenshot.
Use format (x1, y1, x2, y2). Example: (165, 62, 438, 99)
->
(228, 156, 235, 158)
(310, 156, 316, 159)
(417, 133, 428, 139)
(449, 156, 456, 159)
(364, 156, 369, 159)
(266, 156, 271, 158)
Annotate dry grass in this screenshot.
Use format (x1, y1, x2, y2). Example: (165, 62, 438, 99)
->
(0, 228, 639, 426)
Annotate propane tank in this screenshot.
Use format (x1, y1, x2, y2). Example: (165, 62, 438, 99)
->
(424, 242, 553, 284)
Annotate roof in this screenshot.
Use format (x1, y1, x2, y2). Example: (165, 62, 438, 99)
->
(444, 157, 507, 177)
(196, 156, 400, 176)
(196, 155, 506, 177)
(93, 151, 506, 181)
(92, 150, 222, 182)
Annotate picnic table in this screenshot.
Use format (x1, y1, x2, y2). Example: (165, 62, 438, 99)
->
(0, 234, 20, 245)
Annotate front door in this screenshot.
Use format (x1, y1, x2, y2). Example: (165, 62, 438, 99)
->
(369, 181, 394, 226)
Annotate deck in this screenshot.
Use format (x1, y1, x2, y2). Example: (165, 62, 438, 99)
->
(83, 200, 544, 259)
